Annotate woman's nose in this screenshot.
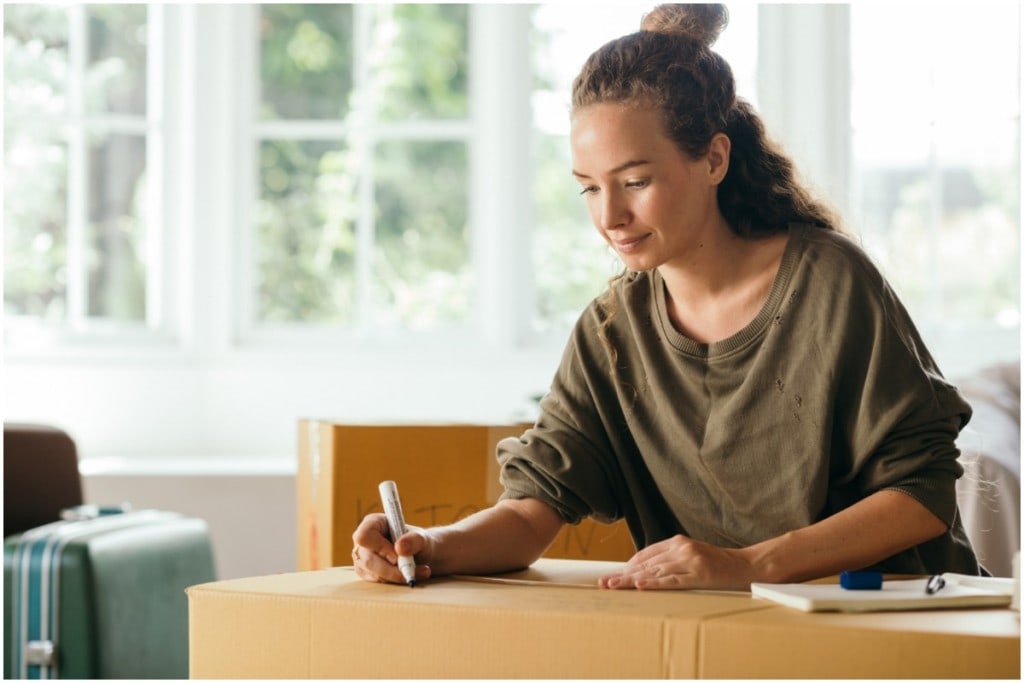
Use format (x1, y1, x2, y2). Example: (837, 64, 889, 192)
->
(598, 191, 628, 231)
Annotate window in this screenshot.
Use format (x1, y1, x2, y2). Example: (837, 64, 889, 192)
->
(250, 4, 472, 336)
(3, 3, 1019, 461)
(850, 4, 1020, 353)
(4, 4, 159, 342)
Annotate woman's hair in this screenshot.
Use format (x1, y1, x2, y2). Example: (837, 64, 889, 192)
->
(572, 3, 843, 238)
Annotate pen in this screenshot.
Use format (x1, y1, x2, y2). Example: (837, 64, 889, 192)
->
(925, 574, 946, 595)
(378, 480, 417, 587)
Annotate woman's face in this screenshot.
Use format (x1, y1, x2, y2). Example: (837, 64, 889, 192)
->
(570, 102, 728, 272)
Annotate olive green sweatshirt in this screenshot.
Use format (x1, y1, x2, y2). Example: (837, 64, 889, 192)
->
(498, 223, 981, 575)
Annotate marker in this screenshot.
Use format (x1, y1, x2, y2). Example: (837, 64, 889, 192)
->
(378, 480, 416, 587)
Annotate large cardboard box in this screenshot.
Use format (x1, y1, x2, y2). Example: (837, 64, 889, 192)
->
(187, 559, 759, 679)
(187, 559, 1021, 679)
(296, 421, 635, 570)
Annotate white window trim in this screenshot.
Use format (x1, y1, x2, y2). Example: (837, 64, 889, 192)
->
(756, 4, 851, 216)
(469, 4, 535, 348)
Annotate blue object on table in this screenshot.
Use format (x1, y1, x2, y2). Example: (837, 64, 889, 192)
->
(840, 570, 883, 590)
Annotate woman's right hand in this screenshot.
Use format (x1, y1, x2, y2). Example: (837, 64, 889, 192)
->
(351, 512, 434, 585)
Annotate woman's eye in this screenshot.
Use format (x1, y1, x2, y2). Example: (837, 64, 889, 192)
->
(578, 185, 598, 196)
(626, 179, 649, 189)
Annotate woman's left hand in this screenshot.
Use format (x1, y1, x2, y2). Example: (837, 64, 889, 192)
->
(598, 533, 754, 591)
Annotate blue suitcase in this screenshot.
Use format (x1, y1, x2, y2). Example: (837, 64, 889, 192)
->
(3, 509, 216, 679)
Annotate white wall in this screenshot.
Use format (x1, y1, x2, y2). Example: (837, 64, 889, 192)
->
(4, 345, 554, 461)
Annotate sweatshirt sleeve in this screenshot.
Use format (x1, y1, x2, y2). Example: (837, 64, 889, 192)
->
(828, 256, 972, 528)
(496, 305, 626, 525)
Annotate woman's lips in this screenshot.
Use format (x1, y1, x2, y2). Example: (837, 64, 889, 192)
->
(612, 233, 651, 254)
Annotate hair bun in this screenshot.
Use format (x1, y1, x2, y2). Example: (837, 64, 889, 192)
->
(640, 3, 729, 47)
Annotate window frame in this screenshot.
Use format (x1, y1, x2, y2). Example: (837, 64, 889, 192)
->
(235, 4, 498, 348)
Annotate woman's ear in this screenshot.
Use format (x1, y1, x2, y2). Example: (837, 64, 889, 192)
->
(706, 132, 731, 185)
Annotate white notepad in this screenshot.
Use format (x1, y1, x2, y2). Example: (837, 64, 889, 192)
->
(750, 573, 1015, 613)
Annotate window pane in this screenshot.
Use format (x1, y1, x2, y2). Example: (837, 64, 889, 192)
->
(4, 4, 154, 334)
(3, 4, 69, 120)
(259, 4, 354, 120)
(852, 4, 1020, 329)
(373, 140, 470, 330)
(256, 140, 357, 324)
(373, 3, 469, 121)
(3, 5, 71, 322)
(86, 5, 147, 116)
(86, 133, 148, 321)
(3, 126, 69, 320)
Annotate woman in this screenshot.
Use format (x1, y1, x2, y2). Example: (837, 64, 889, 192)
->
(352, 3, 981, 590)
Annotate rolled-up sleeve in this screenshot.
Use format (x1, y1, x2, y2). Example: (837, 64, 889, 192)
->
(497, 313, 625, 525)
(831, 273, 972, 527)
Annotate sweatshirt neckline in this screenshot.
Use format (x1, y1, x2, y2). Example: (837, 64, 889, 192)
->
(653, 224, 805, 358)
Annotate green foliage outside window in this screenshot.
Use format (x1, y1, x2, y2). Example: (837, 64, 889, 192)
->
(257, 139, 357, 324)
(255, 4, 471, 328)
(259, 3, 354, 120)
(373, 140, 469, 330)
(4, 4, 148, 325)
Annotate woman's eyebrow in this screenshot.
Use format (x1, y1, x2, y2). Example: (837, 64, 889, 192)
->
(572, 159, 651, 179)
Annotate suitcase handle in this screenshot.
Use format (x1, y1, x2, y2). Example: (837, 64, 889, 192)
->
(25, 640, 55, 667)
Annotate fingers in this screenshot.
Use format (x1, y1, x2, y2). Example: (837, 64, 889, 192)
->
(394, 529, 428, 559)
(599, 556, 689, 590)
(352, 513, 392, 557)
(351, 515, 432, 585)
(351, 513, 395, 583)
(601, 567, 691, 590)
(599, 543, 675, 589)
(598, 534, 750, 591)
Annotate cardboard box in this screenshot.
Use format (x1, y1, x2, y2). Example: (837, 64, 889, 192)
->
(296, 421, 636, 570)
(187, 559, 760, 679)
(701, 603, 1021, 679)
(187, 559, 1021, 679)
